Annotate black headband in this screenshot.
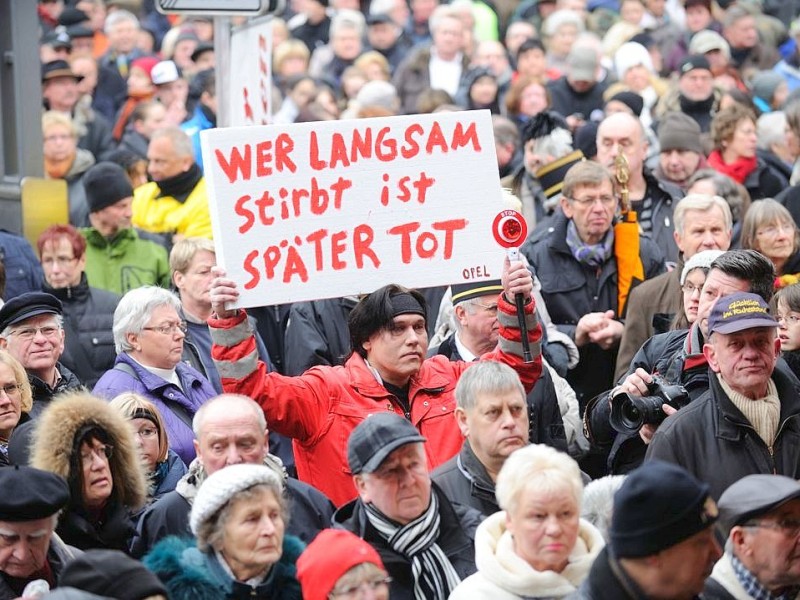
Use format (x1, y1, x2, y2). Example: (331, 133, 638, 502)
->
(131, 408, 159, 428)
(389, 293, 426, 319)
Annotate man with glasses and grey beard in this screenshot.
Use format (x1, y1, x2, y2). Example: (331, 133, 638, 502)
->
(0, 292, 81, 417)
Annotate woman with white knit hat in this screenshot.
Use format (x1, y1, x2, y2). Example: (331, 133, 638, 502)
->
(144, 463, 303, 600)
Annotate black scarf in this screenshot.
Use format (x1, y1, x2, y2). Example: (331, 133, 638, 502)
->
(156, 163, 203, 203)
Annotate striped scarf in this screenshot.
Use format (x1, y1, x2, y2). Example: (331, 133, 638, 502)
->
(364, 492, 461, 600)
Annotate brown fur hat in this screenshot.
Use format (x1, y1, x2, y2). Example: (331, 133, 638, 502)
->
(30, 391, 147, 511)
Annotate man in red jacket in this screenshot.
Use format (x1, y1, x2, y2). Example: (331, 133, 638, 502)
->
(208, 259, 542, 505)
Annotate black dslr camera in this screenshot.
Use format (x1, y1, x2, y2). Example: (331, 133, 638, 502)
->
(609, 376, 690, 434)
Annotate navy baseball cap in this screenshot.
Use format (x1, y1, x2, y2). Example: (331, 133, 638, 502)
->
(348, 412, 426, 474)
(707, 292, 777, 335)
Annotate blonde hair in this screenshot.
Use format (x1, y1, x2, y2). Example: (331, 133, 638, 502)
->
(496, 444, 584, 514)
(42, 111, 78, 138)
(109, 392, 169, 463)
(169, 236, 215, 274)
(0, 350, 33, 414)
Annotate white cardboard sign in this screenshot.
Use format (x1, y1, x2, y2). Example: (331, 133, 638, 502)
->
(229, 18, 272, 127)
(201, 110, 507, 308)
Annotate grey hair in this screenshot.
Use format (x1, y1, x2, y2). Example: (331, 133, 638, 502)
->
(192, 394, 267, 438)
(330, 9, 366, 38)
(496, 444, 584, 515)
(531, 128, 574, 160)
(150, 127, 194, 159)
(195, 482, 286, 552)
(542, 9, 585, 38)
(455, 362, 526, 411)
(0, 314, 64, 341)
(369, 0, 396, 15)
(673, 194, 733, 234)
(581, 475, 626, 542)
(757, 111, 788, 151)
(429, 5, 461, 34)
(104, 9, 139, 35)
(113, 286, 182, 354)
(687, 168, 752, 223)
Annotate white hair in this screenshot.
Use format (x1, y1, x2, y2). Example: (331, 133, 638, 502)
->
(330, 9, 366, 38)
(112, 286, 182, 354)
(757, 111, 788, 151)
(104, 9, 139, 35)
(496, 444, 584, 515)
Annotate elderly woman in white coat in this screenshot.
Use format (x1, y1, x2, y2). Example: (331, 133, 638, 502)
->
(449, 444, 604, 599)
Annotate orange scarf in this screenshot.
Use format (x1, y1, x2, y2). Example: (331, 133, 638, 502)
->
(44, 155, 75, 179)
(112, 91, 154, 141)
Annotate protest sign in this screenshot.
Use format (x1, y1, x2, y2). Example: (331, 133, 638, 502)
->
(229, 18, 272, 127)
(201, 110, 508, 308)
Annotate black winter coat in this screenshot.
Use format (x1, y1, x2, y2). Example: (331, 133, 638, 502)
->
(28, 363, 83, 419)
(431, 334, 567, 452)
(585, 327, 706, 474)
(283, 297, 357, 376)
(332, 484, 482, 600)
(743, 156, 788, 201)
(521, 212, 665, 409)
(646, 362, 800, 500)
(58, 499, 137, 552)
(432, 441, 501, 516)
(44, 274, 119, 389)
(565, 546, 702, 600)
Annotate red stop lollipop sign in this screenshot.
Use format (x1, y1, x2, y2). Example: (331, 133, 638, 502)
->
(492, 210, 527, 259)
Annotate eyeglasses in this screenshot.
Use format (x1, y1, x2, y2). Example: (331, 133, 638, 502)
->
(568, 195, 617, 207)
(43, 133, 74, 143)
(744, 518, 800, 537)
(329, 577, 393, 598)
(756, 222, 795, 237)
(135, 427, 158, 439)
(681, 282, 704, 295)
(80, 444, 113, 465)
(142, 321, 188, 335)
(473, 301, 499, 315)
(777, 313, 800, 325)
(8, 325, 61, 340)
(41, 256, 78, 267)
(0, 384, 21, 397)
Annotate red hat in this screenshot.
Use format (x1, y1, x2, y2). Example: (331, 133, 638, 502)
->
(131, 56, 160, 80)
(296, 529, 385, 600)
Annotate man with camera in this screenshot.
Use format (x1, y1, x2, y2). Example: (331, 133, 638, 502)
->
(646, 292, 800, 500)
(584, 249, 777, 475)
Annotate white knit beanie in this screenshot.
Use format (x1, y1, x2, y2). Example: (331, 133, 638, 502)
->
(614, 42, 654, 80)
(190, 464, 283, 535)
(680, 249, 726, 285)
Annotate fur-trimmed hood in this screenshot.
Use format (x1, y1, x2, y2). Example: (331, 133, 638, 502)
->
(31, 391, 148, 510)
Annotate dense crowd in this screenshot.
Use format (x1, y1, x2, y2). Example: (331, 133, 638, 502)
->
(5, 0, 800, 597)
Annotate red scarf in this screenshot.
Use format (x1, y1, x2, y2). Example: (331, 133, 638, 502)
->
(706, 149, 757, 184)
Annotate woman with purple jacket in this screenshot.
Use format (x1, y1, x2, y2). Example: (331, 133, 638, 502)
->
(93, 286, 216, 465)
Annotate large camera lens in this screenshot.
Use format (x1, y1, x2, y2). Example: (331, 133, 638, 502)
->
(610, 393, 665, 434)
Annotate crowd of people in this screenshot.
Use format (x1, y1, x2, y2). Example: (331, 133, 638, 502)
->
(5, 0, 800, 597)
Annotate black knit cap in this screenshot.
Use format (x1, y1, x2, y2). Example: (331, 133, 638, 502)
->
(60, 550, 168, 600)
(83, 161, 134, 213)
(0, 466, 70, 521)
(610, 461, 718, 557)
(607, 91, 644, 117)
(679, 54, 712, 76)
